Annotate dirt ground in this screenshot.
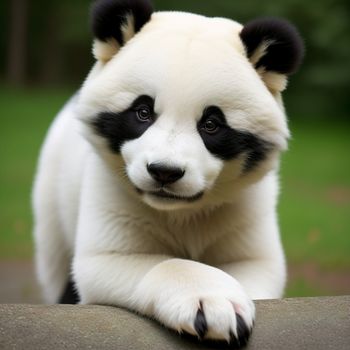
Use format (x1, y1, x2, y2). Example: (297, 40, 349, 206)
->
(288, 262, 350, 296)
(0, 260, 349, 304)
(0, 260, 42, 304)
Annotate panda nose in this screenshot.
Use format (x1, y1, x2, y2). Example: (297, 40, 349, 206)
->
(147, 163, 185, 185)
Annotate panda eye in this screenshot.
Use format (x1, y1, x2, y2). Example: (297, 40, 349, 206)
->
(199, 106, 225, 135)
(136, 105, 152, 122)
(203, 118, 220, 134)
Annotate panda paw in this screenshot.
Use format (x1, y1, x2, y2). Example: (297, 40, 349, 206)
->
(132, 260, 255, 347)
(151, 291, 255, 347)
(179, 295, 254, 347)
(193, 301, 253, 347)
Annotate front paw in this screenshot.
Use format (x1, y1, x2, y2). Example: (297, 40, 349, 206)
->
(159, 293, 254, 347)
(194, 297, 253, 347)
(132, 260, 255, 347)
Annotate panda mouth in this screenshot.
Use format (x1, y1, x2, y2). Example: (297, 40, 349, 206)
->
(141, 189, 204, 202)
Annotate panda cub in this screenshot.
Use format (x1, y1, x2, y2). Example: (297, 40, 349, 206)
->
(33, 0, 303, 346)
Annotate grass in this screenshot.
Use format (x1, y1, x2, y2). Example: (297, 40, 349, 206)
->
(0, 86, 349, 296)
(0, 86, 75, 258)
(279, 121, 350, 268)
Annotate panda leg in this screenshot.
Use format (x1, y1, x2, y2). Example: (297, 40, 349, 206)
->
(33, 216, 72, 304)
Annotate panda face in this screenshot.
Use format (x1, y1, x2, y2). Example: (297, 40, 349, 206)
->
(78, 12, 291, 210)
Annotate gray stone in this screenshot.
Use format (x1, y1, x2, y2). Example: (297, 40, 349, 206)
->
(0, 296, 349, 349)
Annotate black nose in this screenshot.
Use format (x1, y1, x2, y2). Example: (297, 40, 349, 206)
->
(147, 163, 185, 185)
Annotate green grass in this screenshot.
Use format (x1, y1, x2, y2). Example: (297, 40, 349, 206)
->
(0, 86, 75, 258)
(279, 121, 350, 268)
(0, 86, 349, 296)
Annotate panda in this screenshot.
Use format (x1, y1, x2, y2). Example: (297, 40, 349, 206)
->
(32, 0, 303, 346)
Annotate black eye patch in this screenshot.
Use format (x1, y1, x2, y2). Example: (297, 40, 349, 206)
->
(197, 106, 273, 171)
(92, 95, 155, 153)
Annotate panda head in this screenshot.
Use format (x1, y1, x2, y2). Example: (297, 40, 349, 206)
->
(78, 0, 304, 211)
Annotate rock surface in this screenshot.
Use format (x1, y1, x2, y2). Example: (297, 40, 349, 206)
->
(0, 296, 349, 349)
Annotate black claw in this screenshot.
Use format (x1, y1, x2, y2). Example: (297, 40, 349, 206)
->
(229, 330, 240, 348)
(233, 313, 252, 348)
(194, 304, 208, 339)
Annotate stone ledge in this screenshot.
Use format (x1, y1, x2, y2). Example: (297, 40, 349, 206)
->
(0, 296, 349, 349)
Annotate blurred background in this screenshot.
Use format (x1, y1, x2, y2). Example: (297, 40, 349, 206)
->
(0, 0, 349, 303)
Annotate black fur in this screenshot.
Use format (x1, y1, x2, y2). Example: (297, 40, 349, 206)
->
(235, 313, 251, 347)
(197, 106, 272, 170)
(92, 95, 156, 153)
(243, 135, 272, 172)
(59, 279, 80, 304)
(91, 0, 154, 45)
(240, 17, 304, 75)
(194, 303, 208, 339)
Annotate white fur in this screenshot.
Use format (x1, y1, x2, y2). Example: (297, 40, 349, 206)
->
(33, 11, 289, 341)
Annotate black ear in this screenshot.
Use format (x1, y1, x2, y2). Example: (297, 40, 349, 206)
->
(240, 18, 304, 91)
(91, 0, 154, 62)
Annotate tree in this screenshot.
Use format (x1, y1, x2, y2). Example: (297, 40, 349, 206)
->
(6, 0, 29, 86)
